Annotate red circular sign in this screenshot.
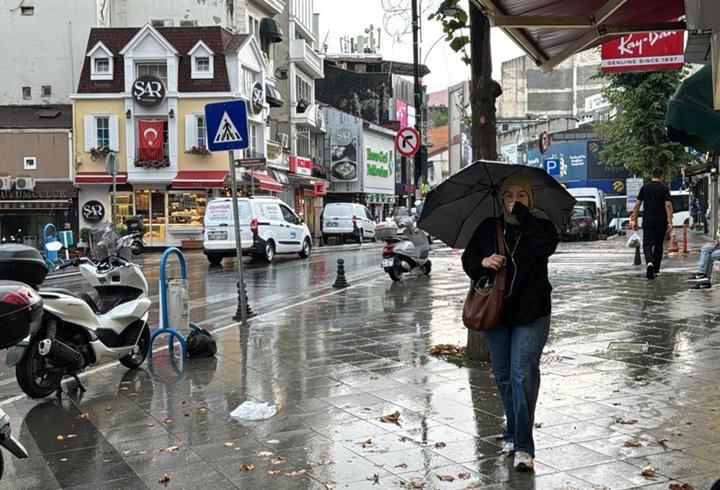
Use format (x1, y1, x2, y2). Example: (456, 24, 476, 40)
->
(539, 131, 550, 154)
(395, 127, 420, 158)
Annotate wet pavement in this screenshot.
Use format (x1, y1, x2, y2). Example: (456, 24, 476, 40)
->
(1, 234, 720, 489)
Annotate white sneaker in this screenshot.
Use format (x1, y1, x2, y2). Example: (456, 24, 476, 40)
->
(513, 451, 534, 471)
(502, 441, 515, 456)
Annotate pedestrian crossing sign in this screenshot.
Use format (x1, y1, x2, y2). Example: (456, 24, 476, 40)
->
(204, 100, 250, 152)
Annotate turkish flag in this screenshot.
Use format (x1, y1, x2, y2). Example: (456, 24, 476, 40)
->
(138, 120, 164, 160)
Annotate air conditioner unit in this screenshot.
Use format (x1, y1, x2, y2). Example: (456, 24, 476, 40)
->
(279, 132, 290, 149)
(14, 177, 35, 191)
(0, 177, 13, 190)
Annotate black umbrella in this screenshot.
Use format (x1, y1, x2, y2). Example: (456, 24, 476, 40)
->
(418, 160, 576, 249)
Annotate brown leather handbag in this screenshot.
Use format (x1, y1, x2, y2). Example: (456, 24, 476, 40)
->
(462, 219, 506, 332)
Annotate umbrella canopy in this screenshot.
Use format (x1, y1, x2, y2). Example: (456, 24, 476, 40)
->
(666, 65, 720, 154)
(418, 160, 576, 249)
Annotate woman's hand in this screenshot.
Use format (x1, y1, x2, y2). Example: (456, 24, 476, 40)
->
(481, 254, 506, 270)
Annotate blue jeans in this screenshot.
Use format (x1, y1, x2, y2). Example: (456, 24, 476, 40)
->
(484, 315, 550, 458)
(697, 244, 720, 279)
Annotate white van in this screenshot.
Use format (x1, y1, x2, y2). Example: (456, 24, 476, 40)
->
(567, 187, 608, 233)
(614, 190, 693, 230)
(203, 196, 312, 265)
(321, 203, 376, 244)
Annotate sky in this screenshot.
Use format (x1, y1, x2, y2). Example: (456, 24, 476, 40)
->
(314, 0, 524, 93)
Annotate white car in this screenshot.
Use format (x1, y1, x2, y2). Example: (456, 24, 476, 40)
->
(321, 203, 376, 244)
(203, 196, 312, 265)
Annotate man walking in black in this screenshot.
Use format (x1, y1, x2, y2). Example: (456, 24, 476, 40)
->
(630, 167, 674, 279)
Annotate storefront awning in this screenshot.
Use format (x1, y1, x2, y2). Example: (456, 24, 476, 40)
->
(248, 172, 284, 192)
(266, 84, 284, 108)
(269, 169, 290, 185)
(260, 17, 284, 43)
(76, 172, 128, 184)
(474, 0, 686, 71)
(172, 171, 228, 189)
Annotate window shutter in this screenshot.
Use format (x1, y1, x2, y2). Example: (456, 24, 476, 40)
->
(185, 114, 196, 151)
(108, 115, 119, 151)
(83, 115, 95, 151)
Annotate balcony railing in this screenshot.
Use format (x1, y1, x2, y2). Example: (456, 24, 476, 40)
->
(254, 0, 285, 15)
(289, 39, 324, 79)
(135, 147, 169, 169)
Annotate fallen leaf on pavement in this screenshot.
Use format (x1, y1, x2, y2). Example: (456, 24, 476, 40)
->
(641, 466, 657, 478)
(267, 469, 281, 475)
(360, 438, 374, 449)
(165, 445, 180, 452)
(60, 458, 68, 462)
(624, 439, 642, 447)
(615, 416, 638, 425)
(404, 476, 426, 488)
(180, 400, 188, 406)
(270, 456, 286, 464)
(266, 439, 280, 444)
(257, 451, 274, 457)
(368, 474, 380, 484)
(434, 442, 446, 449)
(105, 406, 112, 412)
(395, 463, 408, 469)
(223, 442, 234, 448)
(324, 482, 336, 490)
(656, 438, 669, 448)
(388, 313, 396, 321)
(240, 463, 255, 472)
(286, 469, 306, 476)
(56, 435, 65, 441)
(379, 411, 401, 424)
(158, 474, 171, 484)
(428, 344, 465, 357)
(534, 423, 542, 428)
(399, 436, 409, 443)
(138, 450, 147, 455)
(438, 474, 455, 482)
(465, 484, 482, 489)
(75, 412, 90, 420)
(66, 434, 77, 439)
(457, 472, 471, 480)
(163, 418, 173, 424)
(146, 423, 154, 427)
(669, 484, 694, 490)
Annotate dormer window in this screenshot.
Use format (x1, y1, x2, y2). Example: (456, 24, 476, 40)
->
(95, 58, 110, 73)
(88, 41, 114, 81)
(189, 40, 214, 80)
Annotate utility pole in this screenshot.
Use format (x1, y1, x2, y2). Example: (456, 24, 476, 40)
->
(466, 1, 503, 363)
(411, 0, 424, 188)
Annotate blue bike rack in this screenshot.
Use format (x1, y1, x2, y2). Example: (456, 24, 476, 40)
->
(42, 223, 59, 261)
(148, 247, 201, 361)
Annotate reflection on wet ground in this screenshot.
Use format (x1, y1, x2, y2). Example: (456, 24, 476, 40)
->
(1, 237, 719, 488)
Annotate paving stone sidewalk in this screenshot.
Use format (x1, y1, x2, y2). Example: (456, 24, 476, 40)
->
(1, 237, 719, 489)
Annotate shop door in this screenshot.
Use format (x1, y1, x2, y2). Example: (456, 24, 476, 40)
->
(134, 190, 167, 245)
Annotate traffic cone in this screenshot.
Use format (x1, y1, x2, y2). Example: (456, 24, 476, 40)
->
(634, 246, 642, 265)
(668, 232, 679, 253)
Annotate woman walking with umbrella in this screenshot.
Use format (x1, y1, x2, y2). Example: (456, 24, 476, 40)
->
(419, 162, 575, 472)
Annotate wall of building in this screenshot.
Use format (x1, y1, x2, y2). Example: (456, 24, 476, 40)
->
(0, 0, 96, 104)
(498, 50, 603, 119)
(315, 64, 391, 125)
(0, 131, 71, 179)
(107, 0, 235, 30)
(176, 99, 236, 171)
(73, 99, 127, 173)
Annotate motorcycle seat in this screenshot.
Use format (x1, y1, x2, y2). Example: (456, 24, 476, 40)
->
(40, 288, 100, 313)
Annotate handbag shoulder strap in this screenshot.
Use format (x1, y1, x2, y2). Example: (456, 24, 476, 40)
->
(496, 218, 505, 256)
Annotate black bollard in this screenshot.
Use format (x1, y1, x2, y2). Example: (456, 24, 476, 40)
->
(634, 246, 642, 266)
(333, 258, 349, 288)
(233, 281, 255, 321)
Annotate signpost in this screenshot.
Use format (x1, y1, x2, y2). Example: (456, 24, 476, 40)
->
(205, 100, 250, 326)
(105, 152, 118, 225)
(626, 177, 644, 209)
(395, 126, 420, 158)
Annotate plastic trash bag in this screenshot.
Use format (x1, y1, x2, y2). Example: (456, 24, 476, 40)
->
(230, 401, 277, 421)
(627, 232, 642, 248)
(186, 327, 216, 358)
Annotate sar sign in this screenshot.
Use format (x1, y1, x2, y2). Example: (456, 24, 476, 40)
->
(132, 75, 166, 107)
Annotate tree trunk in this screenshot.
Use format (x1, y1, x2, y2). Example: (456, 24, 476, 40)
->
(466, 3, 502, 363)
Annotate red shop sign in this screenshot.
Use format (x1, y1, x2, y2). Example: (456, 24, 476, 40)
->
(289, 155, 313, 176)
(601, 30, 684, 73)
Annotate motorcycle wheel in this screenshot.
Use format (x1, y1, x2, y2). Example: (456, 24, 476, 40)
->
(388, 264, 404, 282)
(420, 260, 432, 275)
(15, 338, 62, 399)
(119, 324, 150, 369)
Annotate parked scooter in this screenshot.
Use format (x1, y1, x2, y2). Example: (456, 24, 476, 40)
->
(124, 216, 145, 256)
(0, 408, 28, 479)
(3, 224, 151, 398)
(377, 212, 431, 282)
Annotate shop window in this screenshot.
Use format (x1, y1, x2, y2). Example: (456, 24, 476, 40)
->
(115, 193, 134, 226)
(22, 87, 31, 100)
(23, 157, 37, 170)
(96, 116, 110, 147)
(169, 192, 206, 226)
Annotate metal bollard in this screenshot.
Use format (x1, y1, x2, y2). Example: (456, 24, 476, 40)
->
(333, 258, 349, 288)
(634, 246, 642, 265)
(233, 280, 255, 321)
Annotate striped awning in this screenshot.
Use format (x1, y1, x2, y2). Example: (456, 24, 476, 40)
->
(172, 171, 228, 189)
(76, 172, 128, 184)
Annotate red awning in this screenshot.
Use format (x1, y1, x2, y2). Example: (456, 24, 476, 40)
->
(473, 0, 685, 71)
(249, 172, 284, 192)
(75, 172, 128, 184)
(172, 171, 228, 189)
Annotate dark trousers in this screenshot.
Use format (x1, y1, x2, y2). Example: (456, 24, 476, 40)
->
(643, 226, 666, 271)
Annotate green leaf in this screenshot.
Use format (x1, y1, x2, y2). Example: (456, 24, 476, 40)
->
(449, 35, 470, 52)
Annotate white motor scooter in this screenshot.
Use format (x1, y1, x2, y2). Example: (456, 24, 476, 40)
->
(6, 225, 151, 398)
(377, 214, 432, 282)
